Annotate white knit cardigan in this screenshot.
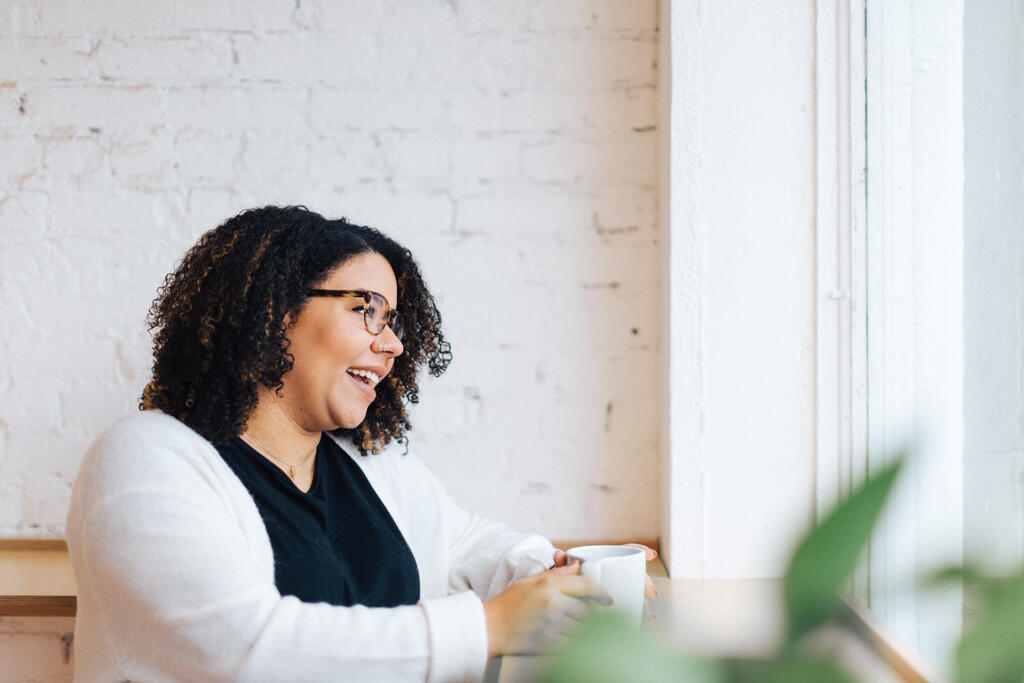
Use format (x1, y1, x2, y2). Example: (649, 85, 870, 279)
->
(66, 411, 555, 682)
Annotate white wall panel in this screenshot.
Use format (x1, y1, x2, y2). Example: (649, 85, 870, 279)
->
(963, 0, 1024, 575)
(660, 0, 817, 578)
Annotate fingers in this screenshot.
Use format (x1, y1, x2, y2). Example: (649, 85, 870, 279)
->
(550, 575, 612, 605)
(530, 598, 594, 653)
(512, 596, 590, 655)
(561, 596, 593, 622)
(548, 559, 581, 575)
(552, 549, 568, 567)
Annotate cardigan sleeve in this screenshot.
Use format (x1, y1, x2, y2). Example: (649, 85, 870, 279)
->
(66, 413, 484, 683)
(394, 453, 558, 601)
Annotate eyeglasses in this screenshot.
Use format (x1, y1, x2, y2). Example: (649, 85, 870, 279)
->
(305, 289, 405, 340)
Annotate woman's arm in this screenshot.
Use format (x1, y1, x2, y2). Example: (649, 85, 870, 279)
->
(393, 453, 558, 601)
(387, 451, 660, 606)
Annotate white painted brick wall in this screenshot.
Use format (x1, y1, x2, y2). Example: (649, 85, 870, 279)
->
(0, 0, 657, 675)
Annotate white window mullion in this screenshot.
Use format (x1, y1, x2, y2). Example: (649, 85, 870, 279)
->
(813, 0, 868, 600)
(865, 0, 964, 671)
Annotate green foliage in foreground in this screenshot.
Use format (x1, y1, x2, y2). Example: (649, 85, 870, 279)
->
(956, 573, 1024, 683)
(541, 460, 903, 682)
(783, 460, 902, 641)
(538, 610, 857, 683)
(537, 611, 721, 683)
(543, 453, 1024, 682)
(930, 564, 1024, 683)
(721, 656, 857, 683)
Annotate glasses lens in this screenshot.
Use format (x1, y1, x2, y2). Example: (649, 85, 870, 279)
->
(390, 312, 404, 340)
(362, 293, 383, 334)
(365, 292, 404, 340)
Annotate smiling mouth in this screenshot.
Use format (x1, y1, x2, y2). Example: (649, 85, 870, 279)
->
(347, 368, 380, 386)
(345, 372, 377, 402)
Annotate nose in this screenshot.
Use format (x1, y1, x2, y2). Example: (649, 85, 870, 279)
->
(374, 324, 404, 357)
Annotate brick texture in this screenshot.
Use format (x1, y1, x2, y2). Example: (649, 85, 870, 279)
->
(1, 0, 660, 537)
(1, 0, 658, 674)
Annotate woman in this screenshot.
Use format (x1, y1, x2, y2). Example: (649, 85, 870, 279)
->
(66, 205, 653, 682)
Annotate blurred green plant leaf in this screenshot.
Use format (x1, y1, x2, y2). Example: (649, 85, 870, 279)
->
(724, 656, 858, 683)
(926, 563, 1022, 616)
(783, 459, 903, 641)
(925, 564, 985, 586)
(955, 572, 1024, 683)
(538, 610, 722, 683)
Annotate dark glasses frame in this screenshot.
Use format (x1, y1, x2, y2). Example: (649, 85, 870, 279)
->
(305, 289, 404, 339)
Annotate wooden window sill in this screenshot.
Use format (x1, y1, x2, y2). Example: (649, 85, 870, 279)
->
(0, 539, 76, 617)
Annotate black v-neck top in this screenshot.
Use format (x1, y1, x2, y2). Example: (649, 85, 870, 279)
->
(216, 435, 420, 608)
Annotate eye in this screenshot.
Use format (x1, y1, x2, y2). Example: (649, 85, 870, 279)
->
(363, 303, 379, 317)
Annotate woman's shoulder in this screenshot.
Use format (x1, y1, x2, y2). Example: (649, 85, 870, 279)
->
(100, 408, 201, 438)
(75, 410, 220, 496)
(89, 410, 210, 459)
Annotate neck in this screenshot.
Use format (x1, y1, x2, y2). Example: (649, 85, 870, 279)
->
(241, 386, 321, 473)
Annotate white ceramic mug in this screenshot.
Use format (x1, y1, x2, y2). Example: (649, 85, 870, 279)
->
(566, 544, 647, 629)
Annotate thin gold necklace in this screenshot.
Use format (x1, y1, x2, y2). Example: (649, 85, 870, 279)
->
(243, 433, 317, 481)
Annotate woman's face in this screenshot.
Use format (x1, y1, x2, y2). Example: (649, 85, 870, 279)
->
(275, 251, 404, 432)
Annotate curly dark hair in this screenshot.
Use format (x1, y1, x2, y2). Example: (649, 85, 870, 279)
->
(140, 205, 452, 454)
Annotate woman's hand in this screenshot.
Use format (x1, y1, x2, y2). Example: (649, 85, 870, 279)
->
(483, 561, 610, 658)
(552, 543, 659, 598)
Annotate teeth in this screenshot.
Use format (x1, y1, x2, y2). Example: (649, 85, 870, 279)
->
(347, 368, 380, 386)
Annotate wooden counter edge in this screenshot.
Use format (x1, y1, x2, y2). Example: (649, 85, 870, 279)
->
(0, 539, 76, 617)
(0, 596, 77, 617)
(0, 538, 68, 552)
